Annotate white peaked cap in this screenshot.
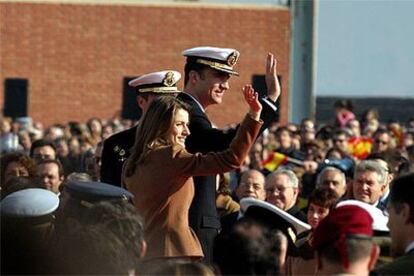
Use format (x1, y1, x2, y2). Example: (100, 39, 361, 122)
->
(336, 200, 389, 232)
(240, 197, 311, 236)
(1, 188, 60, 218)
(128, 70, 181, 94)
(182, 46, 240, 76)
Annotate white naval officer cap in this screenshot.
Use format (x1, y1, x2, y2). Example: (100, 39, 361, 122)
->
(1, 188, 59, 220)
(182, 46, 240, 76)
(336, 199, 389, 233)
(240, 197, 311, 243)
(128, 70, 181, 94)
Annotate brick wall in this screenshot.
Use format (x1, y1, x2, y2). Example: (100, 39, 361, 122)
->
(0, 2, 291, 127)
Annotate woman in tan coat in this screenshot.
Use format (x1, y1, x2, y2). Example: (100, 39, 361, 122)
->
(122, 85, 262, 260)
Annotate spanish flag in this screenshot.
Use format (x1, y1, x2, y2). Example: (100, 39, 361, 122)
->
(262, 152, 288, 172)
(348, 137, 373, 160)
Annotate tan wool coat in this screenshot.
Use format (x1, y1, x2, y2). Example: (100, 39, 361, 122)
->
(123, 115, 262, 259)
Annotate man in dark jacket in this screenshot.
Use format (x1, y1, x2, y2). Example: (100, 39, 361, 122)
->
(264, 169, 307, 222)
(374, 173, 414, 275)
(179, 46, 281, 263)
(220, 169, 266, 234)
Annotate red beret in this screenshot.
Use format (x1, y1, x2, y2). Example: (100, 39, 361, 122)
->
(313, 205, 373, 268)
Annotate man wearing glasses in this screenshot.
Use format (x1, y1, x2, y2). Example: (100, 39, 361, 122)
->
(220, 170, 266, 234)
(264, 169, 307, 222)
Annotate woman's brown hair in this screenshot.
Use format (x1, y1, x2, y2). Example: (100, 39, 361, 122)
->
(0, 152, 37, 189)
(308, 187, 339, 210)
(124, 97, 190, 177)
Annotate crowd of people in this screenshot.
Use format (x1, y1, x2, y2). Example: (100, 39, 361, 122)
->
(1, 46, 414, 275)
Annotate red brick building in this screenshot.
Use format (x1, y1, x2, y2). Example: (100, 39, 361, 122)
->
(0, 1, 291, 127)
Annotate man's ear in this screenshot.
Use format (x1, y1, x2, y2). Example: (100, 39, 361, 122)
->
(136, 95, 146, 110)
(401, 203, 411, 224)
(387, 173, 394, 184)
(139, 241, 147, 258)
(293, 187, 299, 197)
(189, 70, 200, 85)
(368, 244, 380, 271)
(380, 183, 387, 194)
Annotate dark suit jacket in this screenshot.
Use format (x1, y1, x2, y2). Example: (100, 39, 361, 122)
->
(177, 92, 278, 262)
(123, 115, 261, 259)
(374, 249, 414, 275)
(287, 205, 308, 223)
(100, 125, 137, 186)
(220, 211, 240, 235)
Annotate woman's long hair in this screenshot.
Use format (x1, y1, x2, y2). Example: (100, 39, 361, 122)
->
(124, 97, 190, 177)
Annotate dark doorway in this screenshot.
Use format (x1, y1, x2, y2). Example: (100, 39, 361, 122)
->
(252, 74, 281, 109)
(3, 78, 28, 118)
(252, 75, 283, 121)
(252, 74, 267, 98)
(121, 77, 141, 120)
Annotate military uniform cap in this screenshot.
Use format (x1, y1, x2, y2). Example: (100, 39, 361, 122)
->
(336, 200, 389, 233)
(313, 205, 373, 251)
(182, 46, 240, 76)
(321, 158, 355, 177)
(1, 188, 59, 223)
(64, 180, 134, 205)
(240, 197, 311, 255)
(128, 70, 181, 94)
(313, 204, 374, 268)
(335, 200, 391, 262)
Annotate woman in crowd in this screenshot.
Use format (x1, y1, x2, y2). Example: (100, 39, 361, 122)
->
(334, 99, 355, 128)
(87, 118, 103, 147)
(0, 152, 37, 196)
(361, 107, 380, 133)
(306, 188, 339, 230)
(288, 187, 339, 275)
(123, 85, 262, 260)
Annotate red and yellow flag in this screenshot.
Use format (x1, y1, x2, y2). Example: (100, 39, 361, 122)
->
(348, 137, 373, 160)
(262, 152, 288, 172)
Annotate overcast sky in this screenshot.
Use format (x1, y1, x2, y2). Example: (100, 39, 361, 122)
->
(316, 0, 414, 98)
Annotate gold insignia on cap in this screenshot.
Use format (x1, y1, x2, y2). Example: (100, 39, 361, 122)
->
(287, 227, 297, 243)
(163, 71, 177, 87)
(196, 59, 240, 76)
(227, 51, 240, 67)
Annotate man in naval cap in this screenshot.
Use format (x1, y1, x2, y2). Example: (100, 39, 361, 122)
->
(178, 46, 281, 263)
(56, 179, 134, 227)
(1, 188, 60, 274)
(100, 71, 181, 187)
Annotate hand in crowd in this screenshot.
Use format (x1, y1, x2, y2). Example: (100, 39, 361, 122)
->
(242, 84, 262, 121)
(303, 160, 319, 173)
(265, 53, 281, 102)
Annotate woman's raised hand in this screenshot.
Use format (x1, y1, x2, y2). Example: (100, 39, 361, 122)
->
(242, 84, 262, 121)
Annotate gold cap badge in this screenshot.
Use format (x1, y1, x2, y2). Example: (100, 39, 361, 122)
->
(163, 71, 177, 87)
(227, 51, 240, 67)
